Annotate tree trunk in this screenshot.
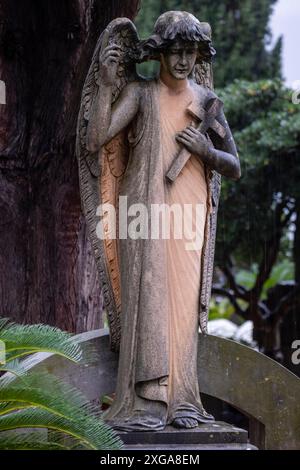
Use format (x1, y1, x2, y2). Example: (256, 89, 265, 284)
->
(0, 0, 139, 332)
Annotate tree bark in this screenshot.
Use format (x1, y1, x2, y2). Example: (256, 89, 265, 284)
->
(0, 0, 139, 332)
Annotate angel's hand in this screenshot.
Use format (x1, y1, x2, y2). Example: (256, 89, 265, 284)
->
(99, 44, 122, 86)
(176, 126, 212, 158)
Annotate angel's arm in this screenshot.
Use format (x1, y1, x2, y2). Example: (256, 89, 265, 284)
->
(87, 83, 140, 152)
(176, 107, 241, 180)
(208, 108, 241, 180)
(86, 44, 140, 153)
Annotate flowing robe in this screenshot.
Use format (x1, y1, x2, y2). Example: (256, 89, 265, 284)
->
(103, 78, 215, 430)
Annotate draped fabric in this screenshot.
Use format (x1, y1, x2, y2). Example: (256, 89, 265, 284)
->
(103, 79, 213, 430)
(159, 79, 209, 424)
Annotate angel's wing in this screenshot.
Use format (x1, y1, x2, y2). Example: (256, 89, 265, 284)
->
(76, 18, 140, 351)
(193, 22, 214, 89)
(192, 22, 222, 334)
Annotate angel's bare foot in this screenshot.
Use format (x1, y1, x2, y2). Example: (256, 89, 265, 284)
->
(170, 402, 215, 429)
(172, 417, 199, 429)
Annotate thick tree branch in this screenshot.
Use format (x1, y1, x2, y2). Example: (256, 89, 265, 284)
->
(212, 286, 248, 320)
(220, 260, 250, 302)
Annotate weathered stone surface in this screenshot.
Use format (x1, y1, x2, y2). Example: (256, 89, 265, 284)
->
(118, 422, 247, 445)
(23, 330, 300, 449)
(76, 11, 241, 432)
(124, 443, 256, 450)
(198, 334, 300, 450)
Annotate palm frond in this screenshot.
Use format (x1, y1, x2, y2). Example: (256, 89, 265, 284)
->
(0, 402, 34, 416)
(0, 374, 96, 421)
(1, 372, 99, 409)
(0, 322, 82, 363)
(0, 408, 122, 450)
(47, 430, 91, 449)
(0, 318, 10, 332)
(0, 431, 69, 450)
(0, 359, 27, 379)
(0, 317, 120, 450)
(4, 350, 43, 362)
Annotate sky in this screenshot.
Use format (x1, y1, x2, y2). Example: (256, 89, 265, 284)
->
(270, 0, 300, 88)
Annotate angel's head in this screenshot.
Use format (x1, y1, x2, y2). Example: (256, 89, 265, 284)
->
(139, 11, 215, 80)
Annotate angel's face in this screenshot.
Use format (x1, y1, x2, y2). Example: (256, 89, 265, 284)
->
(160, 40, 198, 80)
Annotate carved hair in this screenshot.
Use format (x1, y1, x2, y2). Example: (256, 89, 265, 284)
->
(136, 11, 216, 64)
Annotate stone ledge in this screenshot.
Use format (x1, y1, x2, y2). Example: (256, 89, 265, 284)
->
(118, 421, 248, 446)
(124, 443, 257, 450)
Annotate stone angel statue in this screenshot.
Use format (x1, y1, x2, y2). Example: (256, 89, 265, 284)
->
(76, 11, 241, 432)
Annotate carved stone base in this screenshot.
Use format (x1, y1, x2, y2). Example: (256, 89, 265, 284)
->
(118, 421, 257, 450)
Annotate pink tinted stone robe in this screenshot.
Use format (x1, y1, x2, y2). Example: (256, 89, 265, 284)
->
(159, 78, 210, 424)
(103, 78, 213, 430)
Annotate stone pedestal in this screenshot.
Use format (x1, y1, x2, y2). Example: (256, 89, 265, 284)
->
(118, 421, 256, 450)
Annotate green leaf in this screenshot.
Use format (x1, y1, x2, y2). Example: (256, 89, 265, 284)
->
(0, 321, 82, 363)
(0, 408, 122, 450)
(0, 432, 69, 450)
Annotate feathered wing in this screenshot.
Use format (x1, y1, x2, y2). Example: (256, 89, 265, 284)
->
(193, 22, 214, 89)
(193, 22, 221, 334)
(76, 18, 141, 351)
